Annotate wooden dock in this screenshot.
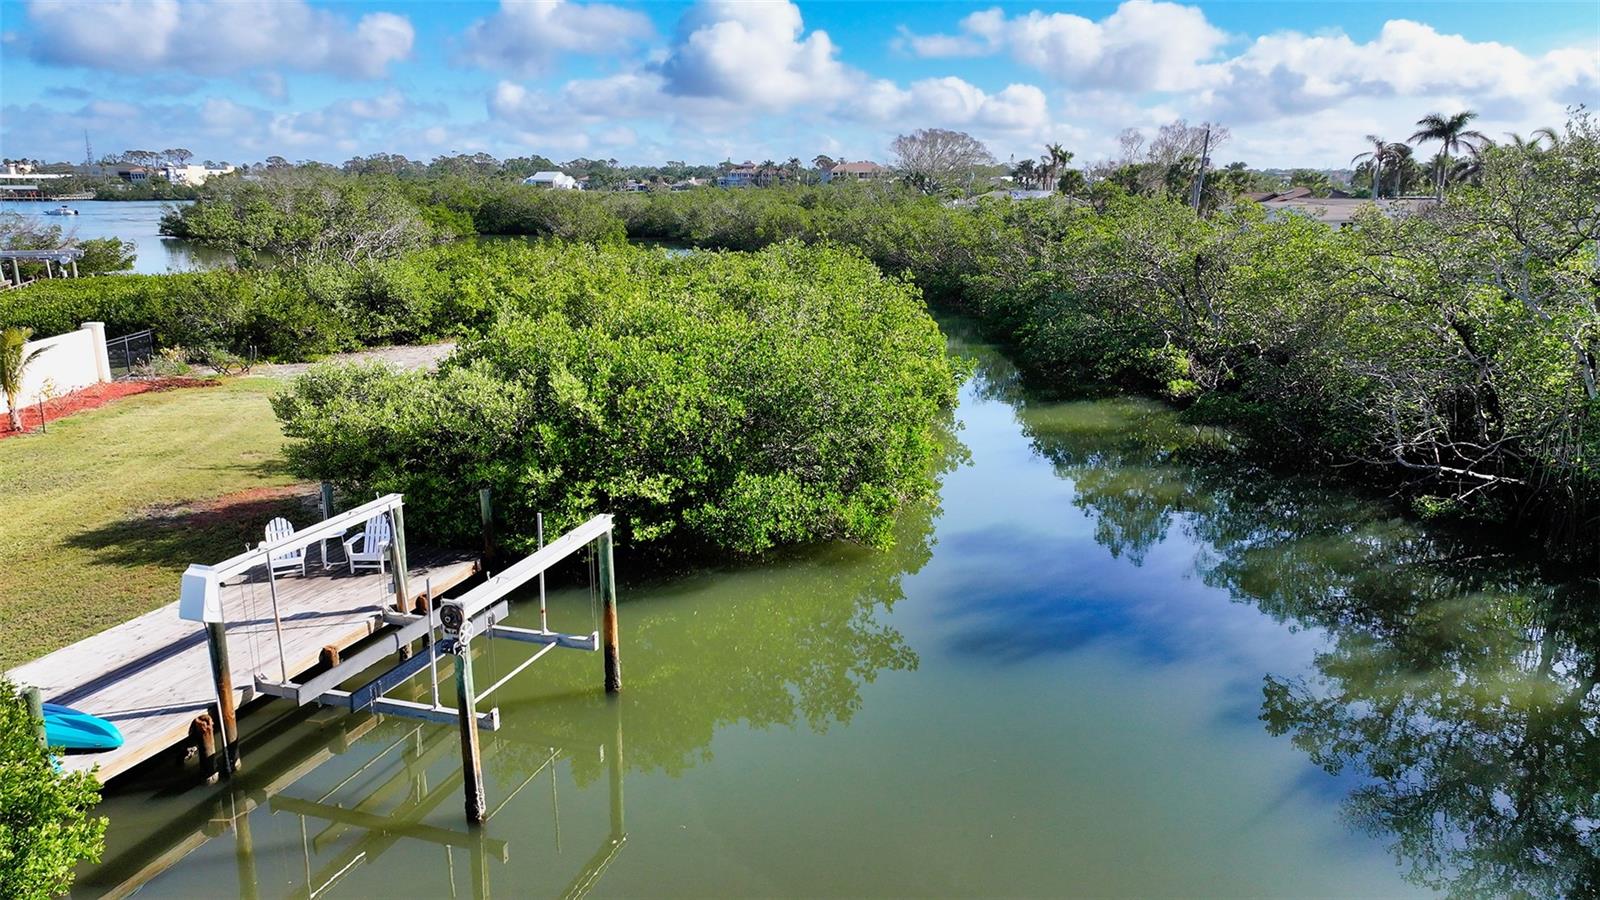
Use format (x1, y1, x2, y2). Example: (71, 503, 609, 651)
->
(7, 545, 477, 783)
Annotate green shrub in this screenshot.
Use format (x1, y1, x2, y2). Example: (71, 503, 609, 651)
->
(0, 272, 354, 361)
(273, 241, 962, 558)
(0, 680, 106, 900)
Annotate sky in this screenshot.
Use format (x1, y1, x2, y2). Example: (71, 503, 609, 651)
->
(1, 0, 1596, 169)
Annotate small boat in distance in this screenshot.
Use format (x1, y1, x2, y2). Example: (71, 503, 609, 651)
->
(44, 204, 79, 216)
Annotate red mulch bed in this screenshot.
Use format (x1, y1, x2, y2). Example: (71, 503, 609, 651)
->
(1, 377, 219, 439)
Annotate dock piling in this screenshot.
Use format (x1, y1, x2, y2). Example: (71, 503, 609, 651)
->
(442, 600, 487, 824)
(190, 713, 219, 782)
(205, 621, 239, 774)
(599, 530, 621, 693)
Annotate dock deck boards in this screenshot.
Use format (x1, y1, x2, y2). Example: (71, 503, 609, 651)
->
(7, 544, 477, 783)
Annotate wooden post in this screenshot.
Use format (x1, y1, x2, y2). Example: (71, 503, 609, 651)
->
(22, 686, 45, 749)
(599, 531, 621, 694)
(478, 488, 494, 567)
(320, 645, 341, 668)
(191, 713, 219, 783)
(205, 621, 240, 774)
(319, 482, 335, 568)
(446, 602, 487, 824)
(388, 541, 412, 662)
(391, 504, 410, 589)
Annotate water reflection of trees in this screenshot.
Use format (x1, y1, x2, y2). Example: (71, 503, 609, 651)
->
(969, 329, 1600, 898)
(473, 482, 941, 789)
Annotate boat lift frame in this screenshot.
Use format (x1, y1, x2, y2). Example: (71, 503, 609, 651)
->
(247, 511, 622, 822)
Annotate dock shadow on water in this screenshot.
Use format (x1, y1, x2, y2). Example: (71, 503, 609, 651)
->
(76, 321, 1596, 898)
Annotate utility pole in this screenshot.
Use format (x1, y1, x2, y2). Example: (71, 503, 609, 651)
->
(1189, 124, 1211, 213)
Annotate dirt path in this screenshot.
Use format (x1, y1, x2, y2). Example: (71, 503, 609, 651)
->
(251, 341, 457, 378)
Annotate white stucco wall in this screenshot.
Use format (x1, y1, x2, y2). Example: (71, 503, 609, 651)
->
(0, 321, 111, 412)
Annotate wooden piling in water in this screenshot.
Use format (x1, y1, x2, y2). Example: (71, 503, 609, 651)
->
(599, 531, 621, 694)
(205, 622, 239, 774)
(190, 713, 219, 783)
(444, 601, 487, 824)
(387, 540, 413, 662)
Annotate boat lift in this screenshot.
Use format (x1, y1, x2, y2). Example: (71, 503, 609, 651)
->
(181, 493, 622, 823)
(261, 511, 620, 823)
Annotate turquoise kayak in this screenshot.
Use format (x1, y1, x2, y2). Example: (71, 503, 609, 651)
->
(42, 703, 124, 752)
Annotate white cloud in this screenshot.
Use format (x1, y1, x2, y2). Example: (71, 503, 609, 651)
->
(658, 0, 850, 106)
(459, 0, 654, 75)
(846, 79, 1050, 135)
(23, 0, 413, 79)
(901, 1, 1227, 92)
(1202, 20, 1600, 123)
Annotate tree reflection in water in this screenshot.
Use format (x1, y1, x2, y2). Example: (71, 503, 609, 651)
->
(467, 438, 957, 788)
(964, 328, 1600, 898)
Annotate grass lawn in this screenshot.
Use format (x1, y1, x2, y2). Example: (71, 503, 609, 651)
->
(0, 377, 310, 670)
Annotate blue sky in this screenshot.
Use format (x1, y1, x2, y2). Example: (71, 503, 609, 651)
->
(1, 0, 1596, 168)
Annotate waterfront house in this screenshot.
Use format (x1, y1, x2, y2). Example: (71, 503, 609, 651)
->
(717, 162, 762, 188)
(523, 171, 579, 190)
(158, 164, 236, 186)
(823, 160, 890, 183)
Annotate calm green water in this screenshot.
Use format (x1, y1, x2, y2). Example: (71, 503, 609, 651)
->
(0, 200, 232, 274)
(75, 328, 1598, 898)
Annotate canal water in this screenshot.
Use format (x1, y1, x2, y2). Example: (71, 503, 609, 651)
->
(74, 327, 1596, 897)
(0, 200, 230, 274)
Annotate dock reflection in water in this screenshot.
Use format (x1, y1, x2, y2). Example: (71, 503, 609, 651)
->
(82, 696, 628, 899)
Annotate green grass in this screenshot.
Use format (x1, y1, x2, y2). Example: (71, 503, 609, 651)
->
(0, 378, 305, 670)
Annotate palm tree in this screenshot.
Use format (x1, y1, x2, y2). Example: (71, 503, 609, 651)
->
(1044, 143, 1073, 193)
(758, 159, 777, 187)
(1, 327, 44, 433)
(1384, 142, 1415, 197)
(1012, 159, 1037, 189)
(1409, 110, 1488, 200)
(784, 157, 802, 184)
(1533, 125, 1562, 150)
(1351, 134, 1387, 198)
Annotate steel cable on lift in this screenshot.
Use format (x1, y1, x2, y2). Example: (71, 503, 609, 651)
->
(240, 544, 265, 678)
(587, 542, 600, 640)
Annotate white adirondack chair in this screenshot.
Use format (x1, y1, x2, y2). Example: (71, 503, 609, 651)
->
(342, 514, 392, 575)
(260, 516, 306, 578)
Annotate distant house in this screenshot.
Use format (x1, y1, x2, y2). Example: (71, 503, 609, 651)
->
(823, 160, 890, 183)
(116, 167, 149, 183)
(671, 178, 706, 191)
(159, 164, 235, 186)
(717, 162, 762, 188)
(523, 171, 578, 190)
